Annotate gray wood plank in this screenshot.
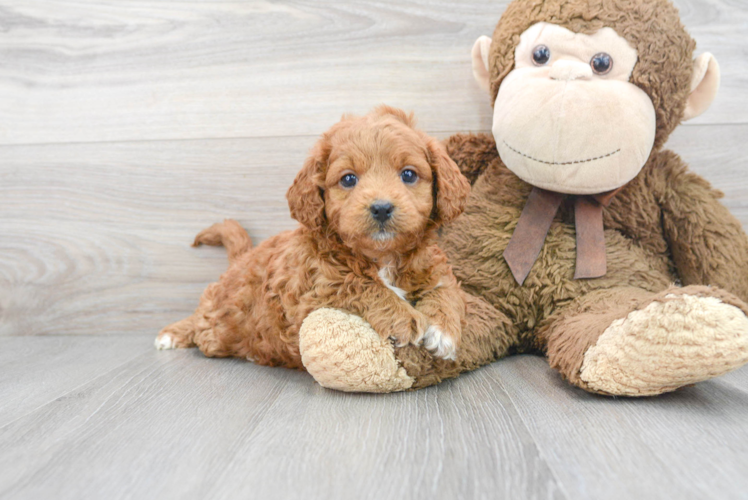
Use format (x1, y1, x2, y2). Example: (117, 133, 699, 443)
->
(0, 349, 293, 500)
(0, 135, 306, 336)
(1, 124, 746, 337)
(492, 355, 748, 500)
(0, 0, 745, 147)
(718, 364, 748, 392)
(0, 336, 151, 427)
(0, 344, 565, 500)
(664, 123, 748, 220)
(0, 136, 305, 233)
(207, 368, 565, 500)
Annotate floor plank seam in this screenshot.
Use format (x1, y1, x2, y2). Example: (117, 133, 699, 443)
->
(192, 370, 293, 492)
(0, 130, 489, 149)
(713, 377, 748, 397)
(2, 334, 158, 339)
(75, 356, 170, 432)
(0, 121, 743, 150)
(0, 346, 154, 432)
(492, 372, 573, 500)
(1, 334, 157, 338)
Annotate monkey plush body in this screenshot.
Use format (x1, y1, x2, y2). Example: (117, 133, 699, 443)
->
(298, 0, 748, 395)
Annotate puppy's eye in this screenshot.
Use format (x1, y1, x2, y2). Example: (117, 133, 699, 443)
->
(340, 173, 357, 188)
(532, 45, 551, 66)
(400, 169, 418, 184)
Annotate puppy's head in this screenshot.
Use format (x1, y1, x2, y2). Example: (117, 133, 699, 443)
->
(287, 105, 470, 257)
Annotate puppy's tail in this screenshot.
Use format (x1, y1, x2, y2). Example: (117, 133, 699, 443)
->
(193, 219, 252, 264)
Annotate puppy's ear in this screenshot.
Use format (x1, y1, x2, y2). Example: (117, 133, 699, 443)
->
(287, 139, 329, 231)
(428, 138, 471, 226)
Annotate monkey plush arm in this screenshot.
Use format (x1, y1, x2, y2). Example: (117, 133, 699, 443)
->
(656, 151, 748, 301)
(443, 133, 499, 185)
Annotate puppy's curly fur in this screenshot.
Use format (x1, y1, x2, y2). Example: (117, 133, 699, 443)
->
(156, 106, 471, 366)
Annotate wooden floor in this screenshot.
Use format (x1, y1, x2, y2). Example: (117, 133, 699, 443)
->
(2, 337, 748, 500)
(2, 1, 748, 499)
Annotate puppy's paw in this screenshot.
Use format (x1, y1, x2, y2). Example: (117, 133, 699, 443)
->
(387, 310, 428, 348)
(422, 325, 458, 360)
(154, 334, 177, 350)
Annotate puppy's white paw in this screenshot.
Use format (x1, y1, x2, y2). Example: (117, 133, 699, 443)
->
(422, 325, 457, 360)
(154, 334, 176, 350)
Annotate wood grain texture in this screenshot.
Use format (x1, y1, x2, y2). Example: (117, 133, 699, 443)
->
(0, 0, 746, 147)
(719, 359, 748, 390)
(1, 339, 746, 500)
(205, 367, 564, 500)
(0, 336, 150, 427)
(1, 124, 746, 336)
(493, 356, 748, 500)
(0, 342, 566, 500)
(0, 136, 305, 336)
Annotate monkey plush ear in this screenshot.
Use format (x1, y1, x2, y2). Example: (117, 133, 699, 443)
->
(682, 53, 720, 121)
(471, 35, 492, 93)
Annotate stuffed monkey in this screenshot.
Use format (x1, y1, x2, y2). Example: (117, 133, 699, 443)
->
(299, 0, 748, 395)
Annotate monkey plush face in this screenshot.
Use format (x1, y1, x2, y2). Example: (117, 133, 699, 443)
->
(492, 22, 655, 194)
(472, 0, 720, 195)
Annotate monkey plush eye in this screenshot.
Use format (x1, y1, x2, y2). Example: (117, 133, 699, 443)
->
(590, 52, 613, 75)
(340, 173, 358, 188)
(532, 45, 551, 66)
(400, 168, 418, 184)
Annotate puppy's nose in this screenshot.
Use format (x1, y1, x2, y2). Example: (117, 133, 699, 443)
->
(370, 201, 394, 224)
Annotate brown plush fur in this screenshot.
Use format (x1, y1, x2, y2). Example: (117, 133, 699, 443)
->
(157, 106, 471, 367)
(384, 0, 748, 392)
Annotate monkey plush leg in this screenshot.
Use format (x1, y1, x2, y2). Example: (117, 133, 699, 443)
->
(299, 292, 518, 392)
(540, 286, 748, 396)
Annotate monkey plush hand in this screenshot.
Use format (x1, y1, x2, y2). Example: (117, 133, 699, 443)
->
(297, 0, 748, 395)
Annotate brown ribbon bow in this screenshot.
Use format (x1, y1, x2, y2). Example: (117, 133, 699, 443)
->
(503, 186, 621, 285)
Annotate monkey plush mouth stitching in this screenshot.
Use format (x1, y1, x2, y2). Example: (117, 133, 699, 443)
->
(503, 141, 621, 166)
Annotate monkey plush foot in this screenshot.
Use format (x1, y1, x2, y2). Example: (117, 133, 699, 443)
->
(299, 308, 414, 393)
(579, 292, 748, 396)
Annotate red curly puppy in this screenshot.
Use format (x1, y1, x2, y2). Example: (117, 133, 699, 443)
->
(155, 106, 471, 366)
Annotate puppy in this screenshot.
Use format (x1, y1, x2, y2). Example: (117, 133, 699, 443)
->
(155, 106, 471, 366)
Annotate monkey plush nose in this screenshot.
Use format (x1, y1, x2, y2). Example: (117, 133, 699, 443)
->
(370, 201, 394, 223)
(549, 60, 593, 81)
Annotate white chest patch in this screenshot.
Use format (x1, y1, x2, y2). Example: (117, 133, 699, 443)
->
(378, 266, 408, 302)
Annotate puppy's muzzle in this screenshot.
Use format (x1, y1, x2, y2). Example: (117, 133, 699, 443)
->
(370, 201, 394, 225)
